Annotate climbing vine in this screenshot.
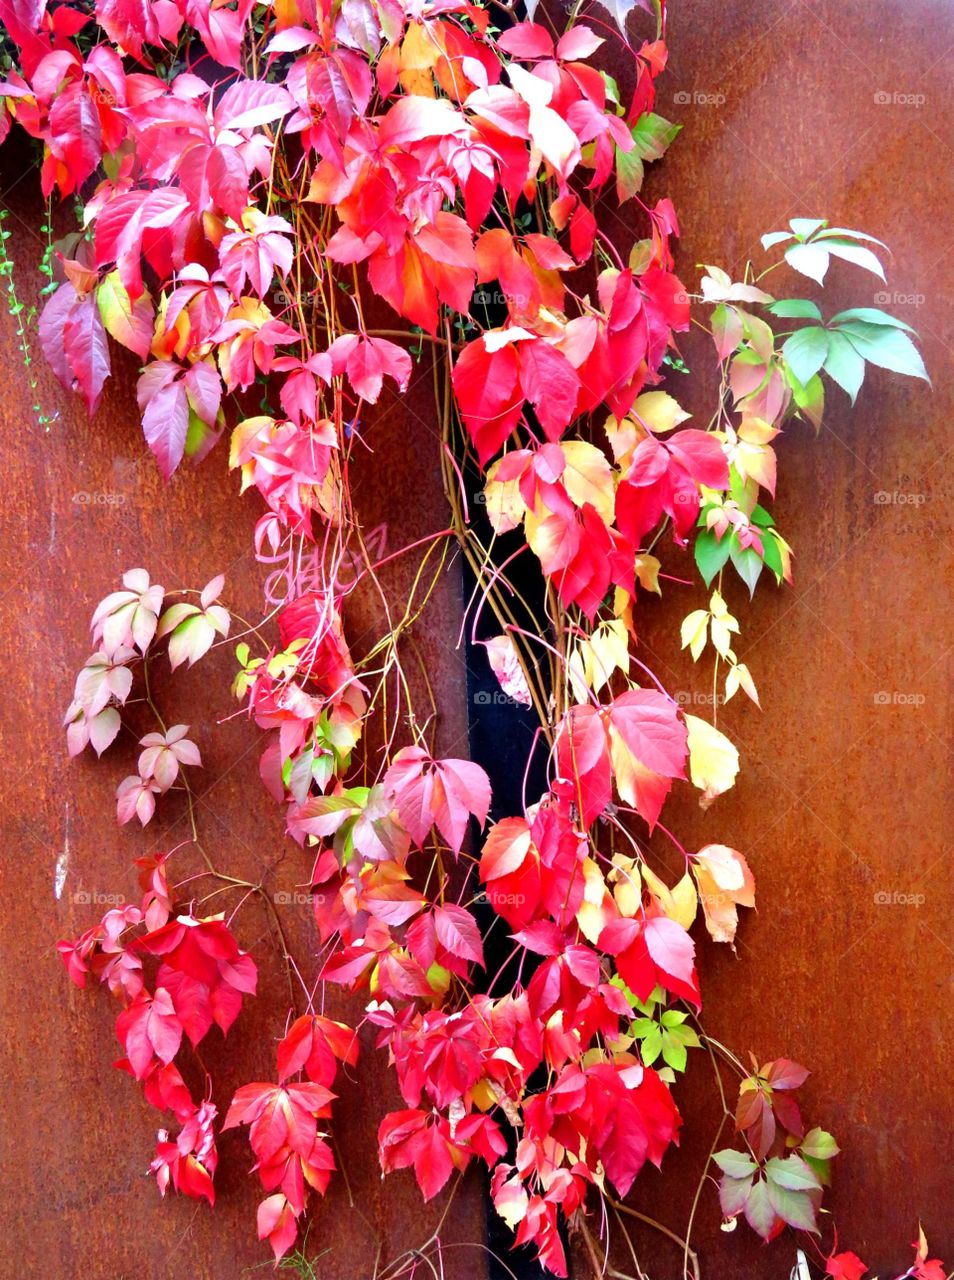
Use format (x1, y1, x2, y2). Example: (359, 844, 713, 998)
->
(0, 0, 940, 1274)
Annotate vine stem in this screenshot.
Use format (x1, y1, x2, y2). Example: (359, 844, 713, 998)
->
(605, 1199, 702, 1280)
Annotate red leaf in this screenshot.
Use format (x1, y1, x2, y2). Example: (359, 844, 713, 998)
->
(556, 704, 611, 827)
(452, 336, 523, 464)
(141, 375, 189, 480)
(39, 283, 78, 393)
(608, 690, 687, 781)
(206, 144, 249, 221)
(480, 816, 533, 879)
(763, 1057, 810, 1090)
(643, 916, 699, 1005)
(827, 1253, 868, 1280)
(385, 748, 490, 854)
(377, 1109, 455, 1201)
(329, 333, 412, 403)
(433, 904, 484, 965)
(115, 986, 183, 1079)
(256, 1193, 299, 1262)
(61, 286, 111, 415)
(214, 80, 293, 131)
(496, 23, 554, 58)
(517, 339, 580, 441)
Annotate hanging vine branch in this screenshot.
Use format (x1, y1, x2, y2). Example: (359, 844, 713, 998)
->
(0, 0, 939, 1275)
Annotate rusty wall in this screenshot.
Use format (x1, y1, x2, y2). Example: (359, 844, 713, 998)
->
(0, 129, 486, 1279)
(0, 1, 951, 1278)
(603, 0, 953, 1274)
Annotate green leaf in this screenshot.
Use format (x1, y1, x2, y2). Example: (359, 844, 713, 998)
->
(765, 1155, 821, 1193)
(751, 504, 775, 528)
(829, 306, 915, 333)
(799, 1128, 840, 1161)
(615, 113, 681, 202)
(761, 230, 793, 250)
(789, 217, 828, 241)
(694, 528, 733, 586)
(789, 369, 825, 431)
(836, 320, 930, 383)
(640, 1025, 663, 1065)
(731, 545, 763, 597)
(743, 1179, 778, 1239)
(766, 1182, 819, 1232)
(815, 225, 887, 250)
(822, 239, 886, 280)
(767, 298, 823, 320)
(713, 1149, 758, 1179)
(823, 330, 866, 402)
(661, 1036, 687, 1072)
(760, 530, 784, 582)
(785, 242, 831, 284)
(629, 1017, 656, 1037)
(600, 71, 621, 106)
(782, 326, 830, 385)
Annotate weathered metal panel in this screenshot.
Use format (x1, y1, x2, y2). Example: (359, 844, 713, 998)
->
(0, 132, 486, 1278)
(1, 0, 951, 1275)
(595, 0, 953, 1273)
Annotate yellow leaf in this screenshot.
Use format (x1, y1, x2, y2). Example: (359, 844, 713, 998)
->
(634, 554, 661, 594)
(230, 416, 274, 469)
(710, 614, 737, 659)
(692, 843, 755, 943)
(560, 440, 615, 524)
(632, 390, 691, 435)
(628, 238, 653, 273)
(567, 643, 592, 705)
(577, 857, 615, 943)
(725, 662, 760, 707)
(680, 609, 709, 661)
(685, 714, 740, 808)
(483, 458, 528, 533)
(613, 588, 637, 644)
(613, 862, 643, 916)
(603, 412, 640, 470)
(708, 589, 729, 618)
(588, 620, 629, 693)
(642, 865, 698, 929)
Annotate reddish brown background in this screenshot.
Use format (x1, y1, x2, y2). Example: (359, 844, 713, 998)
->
(0, 0, 951, 1276)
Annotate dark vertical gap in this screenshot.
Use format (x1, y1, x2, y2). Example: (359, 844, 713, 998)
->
(460, 450, 553, 1280)
(457, 0, 562, 1256)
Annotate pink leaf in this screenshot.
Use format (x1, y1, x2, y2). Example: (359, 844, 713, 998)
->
(434, 904, 484, 965)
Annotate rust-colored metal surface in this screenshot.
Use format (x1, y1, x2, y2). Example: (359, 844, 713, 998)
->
(0, 133, 486, 1277)
(0, 1, 951, 1276)
(596, 1, 954, 1274)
